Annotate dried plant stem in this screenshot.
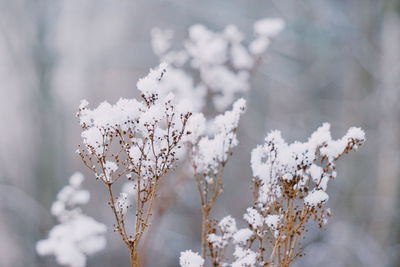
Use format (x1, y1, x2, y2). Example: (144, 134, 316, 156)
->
(106, 183, 140, 266)
(77, 65, 193, 267)
(201, 208, 210, 258)
(105, 177, 163, 267)
(139, 168, 189, 266)
(130, 247, 138, 267)
(106, 184, 130, 246)
(195, 171, 223, 262)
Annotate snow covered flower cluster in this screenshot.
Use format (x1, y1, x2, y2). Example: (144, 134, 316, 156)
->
(145, 20, 284, 266)
(77, 63, 191, 184)
(151, 18, 284, 112)
(251, 123, 365, 209)
(76, 63, 192, 265)
(181, 123, 365, 267)
(36, 173, 106, 267)
(191, 98, 246, 182)
(187, 98, 246, 260)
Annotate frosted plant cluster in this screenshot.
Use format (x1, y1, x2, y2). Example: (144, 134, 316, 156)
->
(146, 19, 283, 236)
(76, 63, 192, 266)
(191, 98, 246, 178)
(36, 173, 106, 267)
(77, 63, 192, 187)
(181, 123, 365, 267)
(151, 18, 284, 112)
(38, 17, 367, 267)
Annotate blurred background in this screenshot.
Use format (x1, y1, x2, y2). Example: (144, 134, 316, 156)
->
(1, 0, 400, 266)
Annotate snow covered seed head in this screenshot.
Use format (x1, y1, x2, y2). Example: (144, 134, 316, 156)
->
(244, 123, 365, 265)
(197, 124, 364, 267)
(191, 98, 246, 178)
(77, 63, 192, 185)
(251, 123, 365, 207)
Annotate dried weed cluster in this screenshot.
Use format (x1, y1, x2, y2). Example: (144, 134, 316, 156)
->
(76, 64, 192, 266)
(186, 124, 365, 267)
(38, 18, 367, 267)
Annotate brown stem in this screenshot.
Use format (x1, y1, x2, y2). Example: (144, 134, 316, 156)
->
(201, 207, 210, 258)
(130, 247, 138, 267)
(106, 183, 130, 247)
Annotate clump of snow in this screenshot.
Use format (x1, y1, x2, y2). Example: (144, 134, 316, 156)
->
(136, 62, 168, 100)
(208, 234, 225, 249)
(81, 127, 105, 157)
(185, 113, 206, 143)
(309, 164, 323, 182)
(233, 228, 253, 245)
(219, 215, 237, 237)
(250, 18, 285, 55)
(208, 215, 238, 250)
(243, 207, 263, 229)
(179, 250, 205, 267)
(304, 190, 329, 207)
(232, 247, 258, 267)
(253, 18, 285, 38)
(265, 215, 281, 230)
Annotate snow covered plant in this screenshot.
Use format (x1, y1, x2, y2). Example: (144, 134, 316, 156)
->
(37, 172, 106, 267)
(190, 99, 246, 257)
(76, 63, 192, 267)
(151, 18, 285, 113)
(147, 18, 285, 258)
(181, 124, 365, 267)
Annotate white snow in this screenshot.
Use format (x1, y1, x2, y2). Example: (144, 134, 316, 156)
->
(37, 173, 106, 267)
(243, 207, 263, 229)
(233, 228, 253, 245)
(179, 250, 204, 267)
(304, 190, 329, 207)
